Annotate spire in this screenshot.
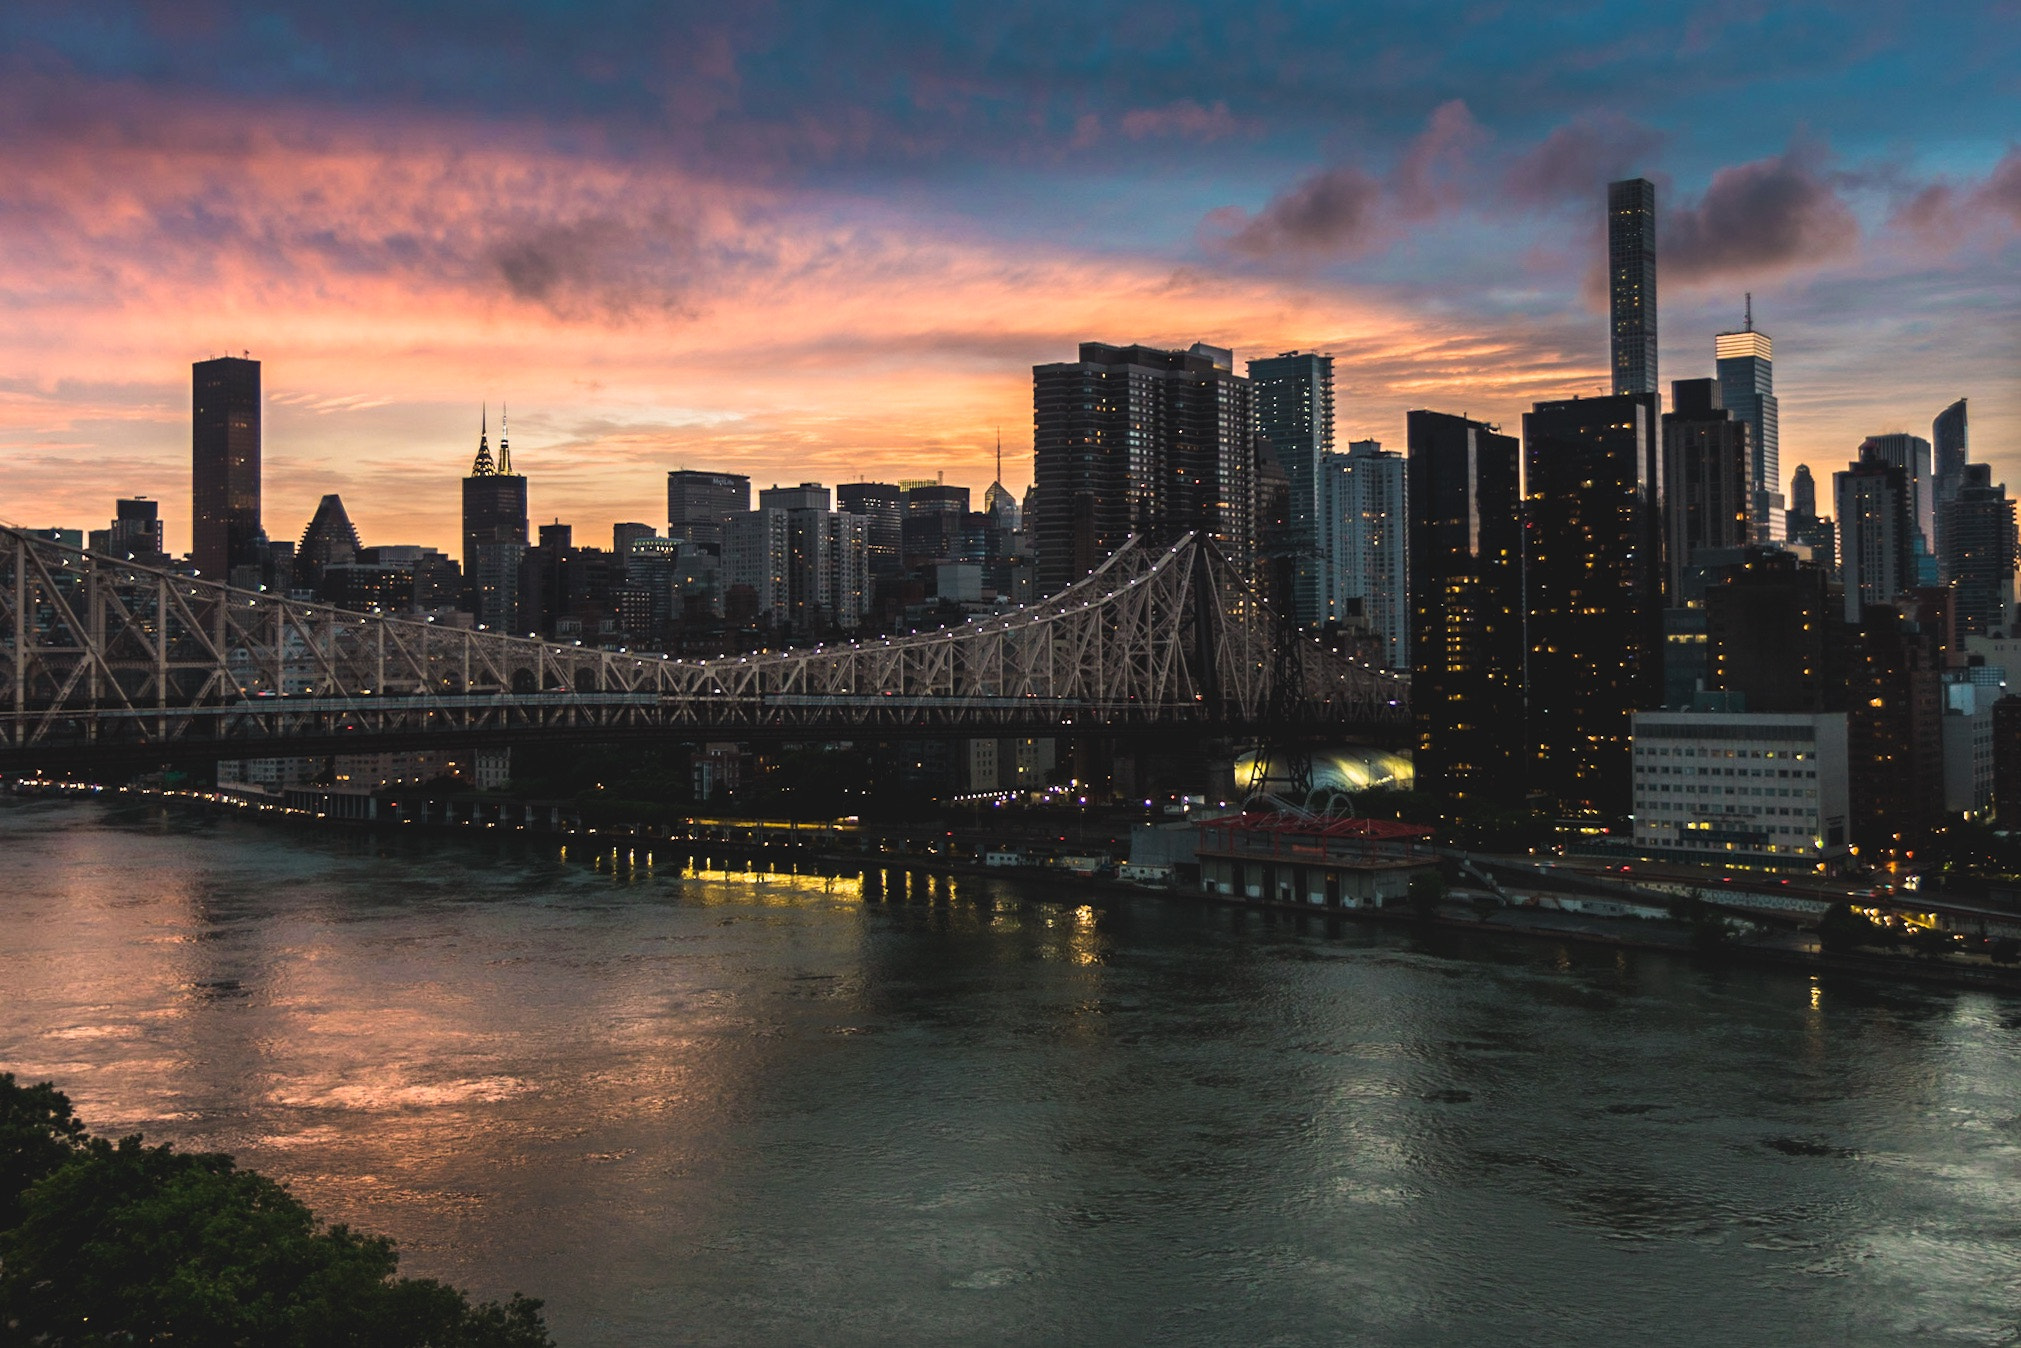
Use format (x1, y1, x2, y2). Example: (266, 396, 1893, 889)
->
(994, 427, 1003, 487)
(1744, 293, 1753, 331)
(469, 405, 496, 476)
(499, 403, 513, 475)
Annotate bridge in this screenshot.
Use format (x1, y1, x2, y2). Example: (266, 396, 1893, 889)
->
(0, 524, 1408, 772)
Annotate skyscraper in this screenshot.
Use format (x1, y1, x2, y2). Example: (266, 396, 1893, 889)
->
(667, 470, 751, 550)
(1934, 398, 1969, 572)
(461, 410, 529, 622)
(1786, 463, 1837, 571)
(1714, 305, 1781, 541)
(1943, 462, 2017, 637)
(1032, 341, 1255, 592)
(1523, 392, 1664, 816)
(1859, 433, 1937, 580)
(191, 355, 262, 580)
(1660, 377, 1752, 599)
(1248, 351, 1335, 623)
(1607, 179, 1658, 398)
(1834, 459, 1915, 622)
(294, 494, 361, 589)
(1317, 439, 1406, 667)
(836, 482, 902, 577)
(1406, 410, 1523, 810)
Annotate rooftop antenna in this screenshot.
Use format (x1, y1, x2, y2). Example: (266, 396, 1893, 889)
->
(995, 428, 1003, 485)
(499, 403, 512, 475)
(1744, 293, 1753, 332)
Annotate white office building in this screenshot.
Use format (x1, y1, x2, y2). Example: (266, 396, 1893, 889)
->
(1630, 710, 1850, 869)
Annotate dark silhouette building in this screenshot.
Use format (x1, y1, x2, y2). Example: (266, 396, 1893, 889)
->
(461, 411, 528, 617)
(1406, 410, 1524, 810)
(1942, 463, 2017, 636)
(89, 498, 167, 565)
(1032, 341, 1255, 592)
(1523, 393, 1663, 817)
(1706, 550, 1847, 713)
(192, 356, 262, 580)
(294, 495, 361, 590)
(1661, 378, 1752, 600)
(1934, 397, 1969, 572)
(1848, 604, 1945, 851)
(1835, 459, 1915, 622)
(1786, 463, 1837, 572)
(837, 482, 903, 577)
(1247, 351, 1334, 623)
(666, 470, 750, 549)
(1607, 179, 1658, 397)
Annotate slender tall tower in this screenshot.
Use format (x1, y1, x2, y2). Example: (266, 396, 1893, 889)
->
(1607, 178, 1658, 398)
(1715, 298, 1782, 542)
(192, 355, 262, 579)
(1248, 351, 1335, 624)
(1933, 398, 1969, 574)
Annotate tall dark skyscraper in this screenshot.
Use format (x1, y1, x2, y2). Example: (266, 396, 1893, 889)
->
(1858, 432, 1936, 578)
(667, 470, 751, 549)
(191, 355, 262, 579)
(1032, 342, 1255, 593)
(1714, 306, 1781, 541)
(1523, 392, 1663, 817)
(837, 482, 903, 576)
(1406, 410, 1524, 810)
(1791, 463, 1816, 517)
(1933, 397, 1969, 573)
(1834, 459, 1915, 622)
(1607, 178, 1658, 398)
(1660, 377, 1751, 599)
(1943, 462, 2016, 636)
(461, 411, 529, 620)
(1247, 351, 1334, 624)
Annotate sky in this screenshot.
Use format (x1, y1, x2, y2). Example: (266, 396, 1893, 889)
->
(0, 0, 2016, 557)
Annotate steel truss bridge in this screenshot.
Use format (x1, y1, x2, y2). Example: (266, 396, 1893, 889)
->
(1, 524, 1408, 771)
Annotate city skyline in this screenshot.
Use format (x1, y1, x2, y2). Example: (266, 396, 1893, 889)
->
(0, 4, 2015, 556)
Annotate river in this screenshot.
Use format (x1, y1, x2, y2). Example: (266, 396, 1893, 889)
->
(3, 797, 2020, 1345)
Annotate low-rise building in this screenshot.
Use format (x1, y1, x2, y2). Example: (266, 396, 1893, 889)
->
(1193, 813, 1435, 909)
(1630, 708, 1850, 869)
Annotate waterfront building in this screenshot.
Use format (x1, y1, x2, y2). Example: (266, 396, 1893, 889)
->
(1248, 351, 1335, 623)
(667, 470, 751, 549)
(1941, 463, 2016, 637)
(1032, 341, 1255, 592)
(192, 355, 263, 582)
(1406, 410, 1524, 810)
(1193, 813, 1436, 910)
(1834, 460, 1916, 623)
(1715, 308, 1782, 541)
(1523, 392, 1664, 817)
(1661, 378, 1752, 600)
(461, 411, 529, 613)
(1848, 604, 1946, 849)
(1629, 707, 1850, 869)
(1943, 677, 1997, 819)
(1317, 439, 1406, 667)
(1608, 178, 1659, 397)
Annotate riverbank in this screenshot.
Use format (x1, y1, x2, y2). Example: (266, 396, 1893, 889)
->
(27, 780, 2021, 999)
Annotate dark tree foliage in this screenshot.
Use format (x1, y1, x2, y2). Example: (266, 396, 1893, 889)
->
(0, 1074, 553, 1347)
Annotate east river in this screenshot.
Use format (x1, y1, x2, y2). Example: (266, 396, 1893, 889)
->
(5, 799, 2021, 1345)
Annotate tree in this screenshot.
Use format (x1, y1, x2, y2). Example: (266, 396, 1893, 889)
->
(0, 1074, 552, 1347)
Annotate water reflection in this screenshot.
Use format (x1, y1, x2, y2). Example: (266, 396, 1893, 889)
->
(5, 799, 2021, 1345)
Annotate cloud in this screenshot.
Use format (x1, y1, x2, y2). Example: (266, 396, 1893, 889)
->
(1667, 147, 1859, 282)
(1204, 101, 1481, 262)
(1118, 100, 1240, 141)
(1207, 166, 1386, 260)
(1503, 112, 1666, 208)
(1890, 148, 2021, 248)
